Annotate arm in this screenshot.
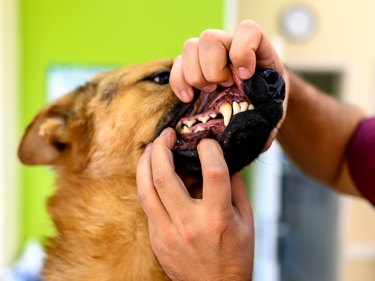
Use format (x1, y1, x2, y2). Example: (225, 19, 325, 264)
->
(278, 71, 365, 195)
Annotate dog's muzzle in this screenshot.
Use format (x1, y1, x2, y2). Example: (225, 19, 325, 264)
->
(158, 67, 285, 175)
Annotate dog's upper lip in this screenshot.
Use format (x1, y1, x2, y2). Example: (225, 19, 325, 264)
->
(228, 64, 245, 95)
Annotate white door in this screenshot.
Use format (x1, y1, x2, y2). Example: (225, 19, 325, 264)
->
(0, 0, 20, 274)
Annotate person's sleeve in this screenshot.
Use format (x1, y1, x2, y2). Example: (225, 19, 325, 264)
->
(347, 117, 375, 206)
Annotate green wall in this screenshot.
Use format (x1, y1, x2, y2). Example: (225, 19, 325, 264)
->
(20, 0, 224, 243)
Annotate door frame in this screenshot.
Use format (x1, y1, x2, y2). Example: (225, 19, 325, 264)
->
(0, 0, 20, 272)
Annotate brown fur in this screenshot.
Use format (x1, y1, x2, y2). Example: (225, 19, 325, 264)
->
(19, 59, 178, 280)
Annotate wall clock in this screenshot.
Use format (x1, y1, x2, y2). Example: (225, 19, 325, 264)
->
(280, 4, 317, 41)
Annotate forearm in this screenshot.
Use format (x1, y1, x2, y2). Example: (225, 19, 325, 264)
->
(278, 70, 365, 195)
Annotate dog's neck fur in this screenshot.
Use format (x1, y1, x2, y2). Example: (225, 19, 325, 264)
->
(44, 172, 168, 281)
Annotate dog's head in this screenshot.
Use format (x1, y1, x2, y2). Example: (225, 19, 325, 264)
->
(18, 59, 284, 178)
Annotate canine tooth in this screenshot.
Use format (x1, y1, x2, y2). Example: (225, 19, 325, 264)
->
(240, 102, 249, 112)
(198, 116, 210, 124)
(248, 104, 255, 110)
(210, 113, 217, 119)
(194, 126, 205, 133)
(183, 118, 196, 128)
(175, 121, 182, 131)
(232, 101, 240, 115)
(181, 126, 192, 134)
(219, 103, 232, 126)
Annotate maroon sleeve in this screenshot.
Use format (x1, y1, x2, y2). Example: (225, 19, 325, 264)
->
(347, 117, 375, 205)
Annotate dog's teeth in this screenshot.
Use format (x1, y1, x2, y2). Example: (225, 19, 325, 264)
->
(232, 101, 240, 115)
(175, 121, 182, 131)
(181, 126, 192, 134)
(198, 116, 210, 124)
(240, 102, 249, 112)
(248, 104, 255, 111)
(210, 113, 217, 119)
(194, 126, 205, 133)
(219, 103, 232, 126)
(183, 118, 196, 128)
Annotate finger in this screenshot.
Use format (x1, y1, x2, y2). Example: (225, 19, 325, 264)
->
(182, 38, 211, 90)
(198, 29, 234, 87)
(136, 143, 172, 226)
(230, 20, 279, 80)
(197, 139, 231, 211)
(170, 55, 195, 103)
(151, 128, 193, 221)
(230, 172, 252, 219)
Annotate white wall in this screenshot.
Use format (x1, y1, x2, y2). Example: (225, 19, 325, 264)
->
(0, 0, 20, 272)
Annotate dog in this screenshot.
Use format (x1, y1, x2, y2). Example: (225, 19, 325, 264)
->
(18, 59, 285, 280)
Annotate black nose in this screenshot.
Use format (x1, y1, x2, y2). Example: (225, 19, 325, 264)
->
(244, 68, 285, 107)
(259, 68, 285, 101)
(262, 69, 278, 85)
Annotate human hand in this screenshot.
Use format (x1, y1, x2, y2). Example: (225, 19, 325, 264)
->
(170, 19, 289, 151)
(136, 128, 254, 281)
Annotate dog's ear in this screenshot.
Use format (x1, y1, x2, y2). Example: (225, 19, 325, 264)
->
(18, 93, 81, 165)
(18, 110, 67, 165)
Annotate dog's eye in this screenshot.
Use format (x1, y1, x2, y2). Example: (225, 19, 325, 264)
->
(144, 71, 170, 85)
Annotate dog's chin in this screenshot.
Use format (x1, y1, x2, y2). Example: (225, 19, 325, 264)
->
(158, 68, 285, 176)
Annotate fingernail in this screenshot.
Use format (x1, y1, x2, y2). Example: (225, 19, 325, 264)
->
(220, 81, 234, 87)
(202, 84, 217, 93)
(238, 67, 251, 80)
(179, 90, 192, 103)
(145, 143, 153, 152)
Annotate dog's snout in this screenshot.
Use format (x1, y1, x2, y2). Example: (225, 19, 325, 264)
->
(244, 68, 285, 107)
(262, 69, 278, 86)
(278, 84, 285, 101)
(259, 68, 285, 102)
